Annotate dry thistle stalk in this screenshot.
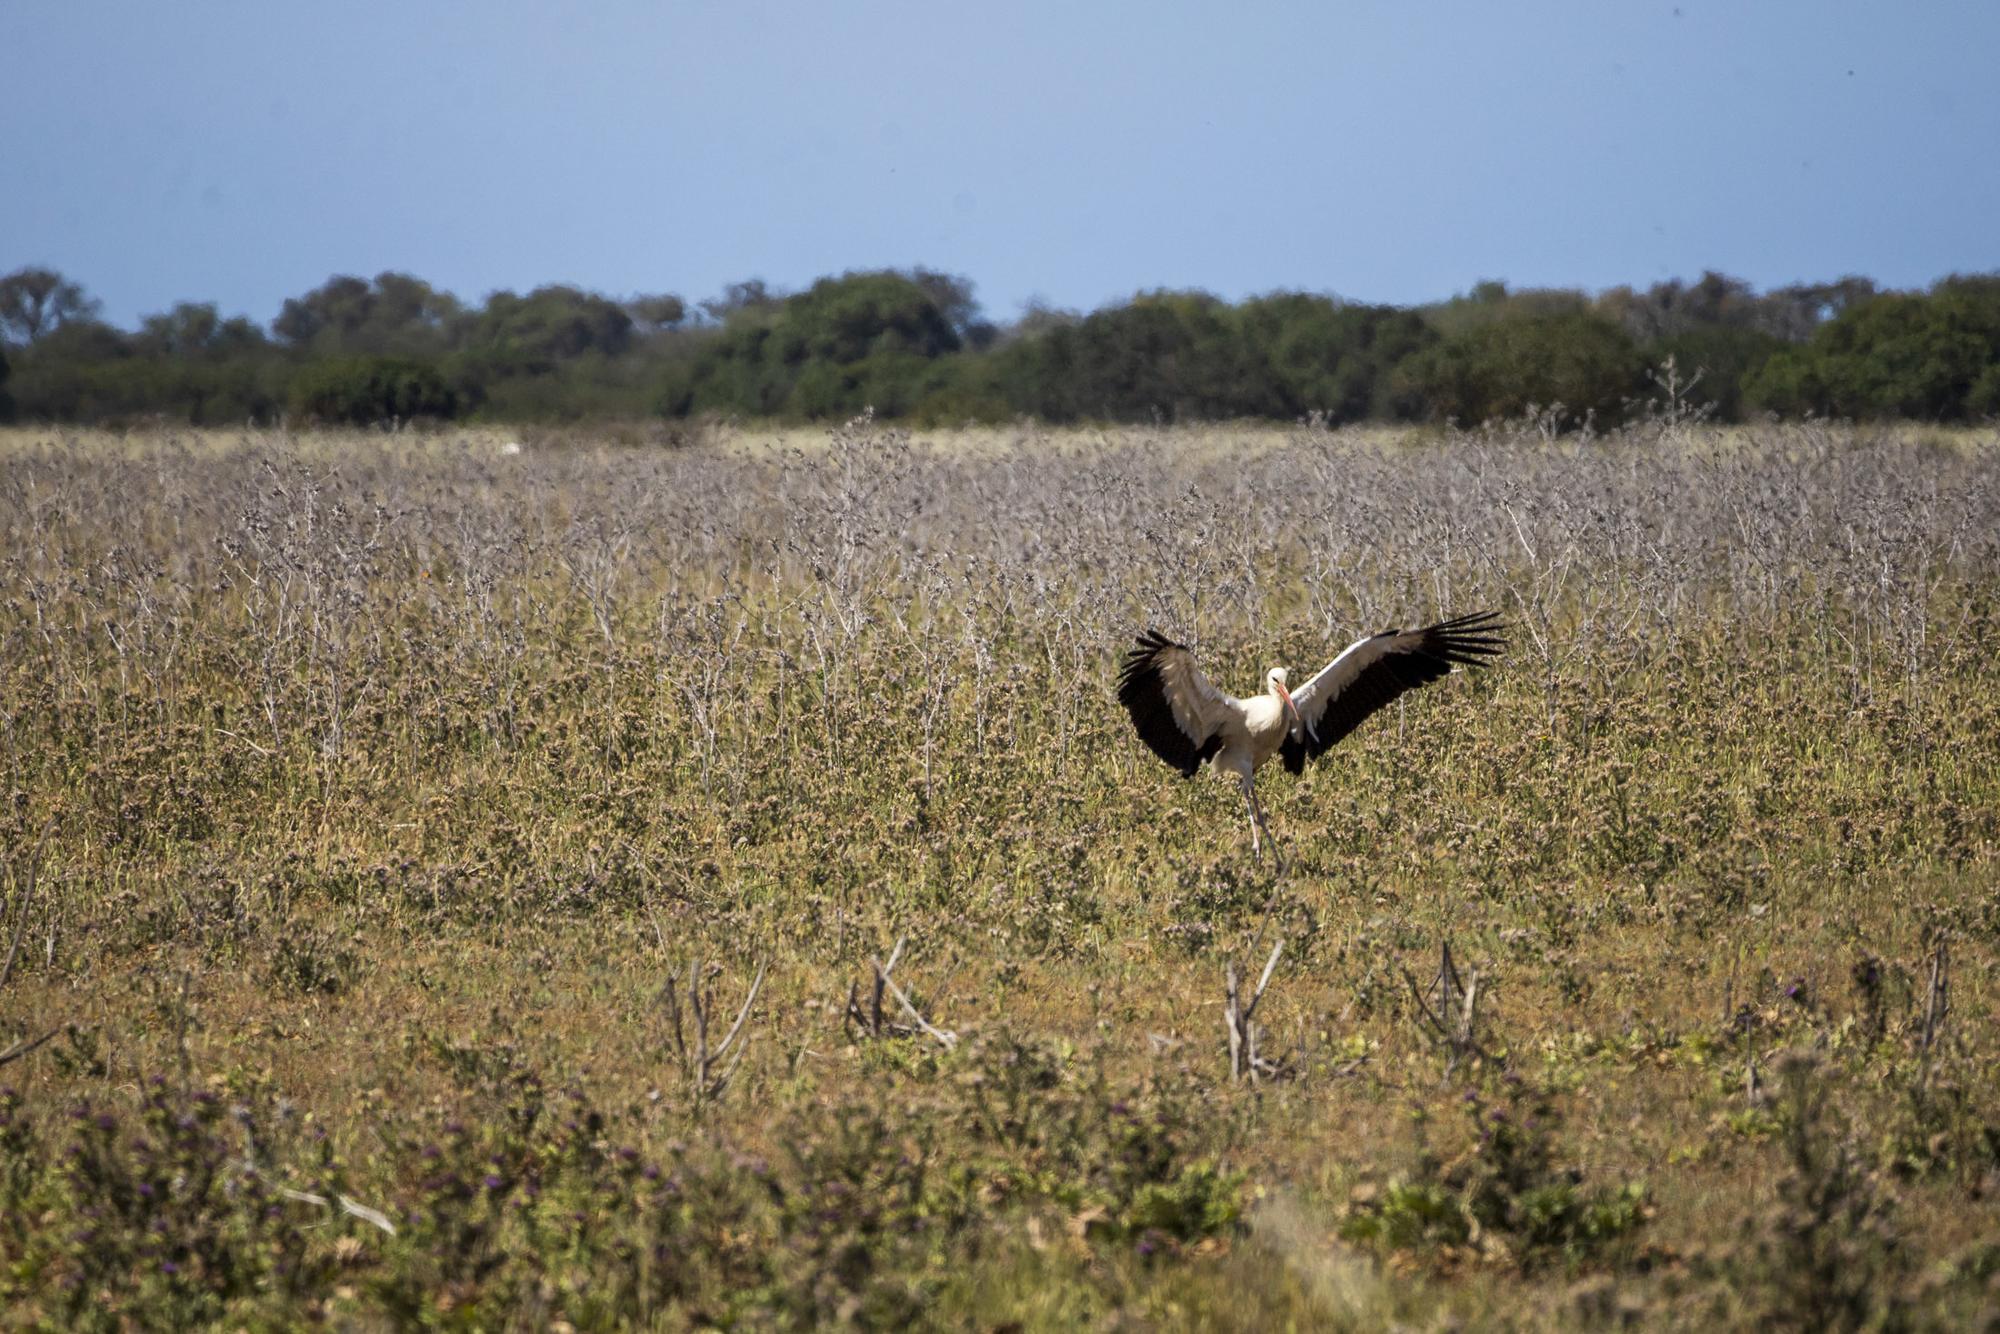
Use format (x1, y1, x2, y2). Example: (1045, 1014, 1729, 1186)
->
(1, 818, 57, 991)
(1403, 940, 1490, 1075)
(1224, 938, 1286, 1084)
(845, 935, 958, 1050)
(1917, 940, 1950, 1091)
(660, 956, 769, 1103)
(844, 936, 960, 1048)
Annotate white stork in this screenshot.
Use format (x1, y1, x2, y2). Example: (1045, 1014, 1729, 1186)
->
(1117, 612, 1504, 862)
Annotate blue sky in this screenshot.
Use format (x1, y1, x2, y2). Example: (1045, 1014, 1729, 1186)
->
(4, 1, 1996, 330)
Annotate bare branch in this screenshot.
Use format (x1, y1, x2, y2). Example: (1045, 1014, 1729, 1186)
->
(1226, 939, 1289, 1083)
(0, 1025, 63, 1068)
(874, 956, 958, 1050)
(1, 819, 57, 991)
(278, 1186, 399, 1236)
(711, 959, 769, 1063)
(660, 956, 767, 1102)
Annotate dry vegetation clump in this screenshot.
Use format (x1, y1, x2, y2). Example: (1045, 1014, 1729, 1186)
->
(1, 414, 1998, 1328)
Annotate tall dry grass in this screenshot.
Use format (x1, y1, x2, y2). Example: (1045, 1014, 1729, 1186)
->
(1, 415, 1997, 1328)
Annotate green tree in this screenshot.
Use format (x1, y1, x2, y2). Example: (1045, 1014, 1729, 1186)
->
(1644, 325, 1785, 420)
(0, 267, 101, 344)
(136, 303, 269, 359)
(4, 306, 284, 425)
(663, 270, 974, 419)
(2, 320, 134, 421)
(1393, 311, 1646, 426)
(1419, 280, 1591, 340)
(627, 294, 688, 331)
(1746, 276, 2000, 420)
(272, 275, 372, 347)
(782, 271, 963, 363)
(1598, 271, 1762, 342)
(1967, 364, 2000, 418)
(273, 273, 461, 356)
(1596, 272, 1876, 350)
(996, 291, 1258, 422)
(907, 268, 998, 347)
(699, 279, 780, 324)
(288, 357, 458, 425)
(456, 286, 635, 376)
(1235, 294, 1437, 422)
(1755, 276, 1878, 343)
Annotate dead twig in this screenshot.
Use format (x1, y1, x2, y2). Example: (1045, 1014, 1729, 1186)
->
(0, 1024, 64, 1069)
(1224, 938, 1287, 1083)
(844, 936, 908, 1039)
(661, 957, 769, 1103)
(1918, 940, 1950, 1091)
(846, 936, 957, 1050)
(875, 957, 958, 1051)
(278, 1185, 399, 1236)
(1403, 939, 1491, 1074)
(2, 819, 57, 990)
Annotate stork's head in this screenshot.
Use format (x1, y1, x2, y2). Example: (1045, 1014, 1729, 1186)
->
(1266, 667, 1301, 728)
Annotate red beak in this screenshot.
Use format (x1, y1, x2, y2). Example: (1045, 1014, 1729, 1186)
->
(1275, 680, 1301, 730)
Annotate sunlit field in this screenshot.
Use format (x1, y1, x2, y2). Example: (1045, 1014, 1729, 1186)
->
(3, 416, 1998, 1329)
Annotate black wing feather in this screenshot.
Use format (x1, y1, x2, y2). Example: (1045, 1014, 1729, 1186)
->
(1280, 611, 1504, 774)
(1117, 630, 1223, 778)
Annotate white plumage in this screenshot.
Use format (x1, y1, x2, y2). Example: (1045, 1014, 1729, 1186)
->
(1117, 612, 1504, 862)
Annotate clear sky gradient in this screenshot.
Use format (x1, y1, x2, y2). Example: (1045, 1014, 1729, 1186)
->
(5, 1, 1996, 330)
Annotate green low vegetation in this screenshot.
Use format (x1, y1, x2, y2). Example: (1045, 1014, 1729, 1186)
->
(4, 263, 1998, 429)
(2, 415, 1998, 1328)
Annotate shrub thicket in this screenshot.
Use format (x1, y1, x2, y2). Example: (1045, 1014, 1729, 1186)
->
(1392, 310, 1648, 427)
(660, 269, 973, 420)
(5, 264, 1999, 428)
(1647, 325, 1787, 421)
(1747, 275, 2000, 421)
(287, 356, 458, 425)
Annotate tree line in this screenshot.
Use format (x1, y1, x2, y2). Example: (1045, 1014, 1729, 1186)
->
(2, 263, 1997, 429)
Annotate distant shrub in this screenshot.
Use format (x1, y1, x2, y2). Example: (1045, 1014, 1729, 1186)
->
(1746, 276, 2000, 420)
(904, 378, 1011, 426)
(1236, 295, 1438, 423)
(1645, 325, 1786, 421)
(665, 270, 970, 420)
(287, 356, 458, 426)
(994, 292, 1255, 423)
(1968, 364, 2000, 418)
(1392, 311, 1647, 428)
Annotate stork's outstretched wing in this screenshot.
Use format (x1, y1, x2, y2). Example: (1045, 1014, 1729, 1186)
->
(1280, 611, 1504, 774)
(1117, 630, 1241, 777)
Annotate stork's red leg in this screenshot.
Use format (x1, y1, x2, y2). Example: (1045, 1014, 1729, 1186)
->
(1249, 782, 1285, 871)
(1240, 776, 1262, 856)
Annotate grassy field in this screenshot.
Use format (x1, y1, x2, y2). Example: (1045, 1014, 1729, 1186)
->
(2, 415, 1998, 1329)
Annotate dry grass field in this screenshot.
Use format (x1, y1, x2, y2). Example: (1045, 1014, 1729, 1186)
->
(2, 415, 1998, 1329)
